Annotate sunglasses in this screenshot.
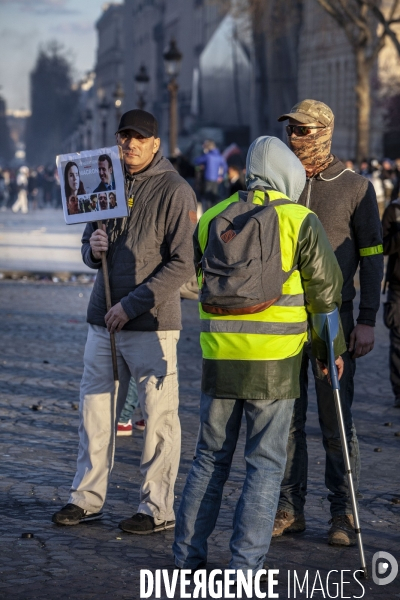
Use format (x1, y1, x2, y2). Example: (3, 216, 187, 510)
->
(286, 125, 326, 137)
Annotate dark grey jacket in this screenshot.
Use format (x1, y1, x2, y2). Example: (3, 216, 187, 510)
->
(82, 152, 197, 331)
(298, 157, 383, 326)
(382, 199, 400, 290)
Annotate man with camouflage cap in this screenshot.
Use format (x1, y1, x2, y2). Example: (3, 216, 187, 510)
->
(273, 99, 383, 546)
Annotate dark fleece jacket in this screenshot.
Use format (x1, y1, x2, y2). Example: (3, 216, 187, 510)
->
(82, 152, 197, 331)
(382, 199, 400, 290)
(298, 156, 383, 326)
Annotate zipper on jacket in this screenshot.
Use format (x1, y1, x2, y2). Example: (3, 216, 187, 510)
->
(306, 178, 313, 209)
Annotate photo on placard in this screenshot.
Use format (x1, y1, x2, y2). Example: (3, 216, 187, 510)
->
(97, 191, 109, 212)
(56, 146, 127, 225)
(94, 154, 115, 192)
(108, 191, 117, 209)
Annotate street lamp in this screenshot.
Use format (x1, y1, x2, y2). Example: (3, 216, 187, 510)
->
(98, 97, 110, 147)
(114, 82, 124, 127)
(135, 64, 150, 110)
(78, 114, 85, 149)
(163, 39, 182, 156)
(86, 108, 93, 149)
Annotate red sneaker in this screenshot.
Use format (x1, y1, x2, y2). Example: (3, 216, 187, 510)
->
(133, 419, 146, 431)
(117, 420, 133, 436)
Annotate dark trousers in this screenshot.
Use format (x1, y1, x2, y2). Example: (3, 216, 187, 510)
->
(201, 180, 220, 213)
(385, 288, 400, 397)
(278, 311, 360, 517)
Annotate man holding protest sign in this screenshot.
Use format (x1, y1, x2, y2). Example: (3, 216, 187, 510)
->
(52, 109, 197, 534)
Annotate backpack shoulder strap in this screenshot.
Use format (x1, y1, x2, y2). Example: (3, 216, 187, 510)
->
(198, 193, 240, 253)
(238, 190, 254, 204)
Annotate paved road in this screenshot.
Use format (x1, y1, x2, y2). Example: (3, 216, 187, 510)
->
(0, 209, 91, 274)
(0, 279, 399, 599)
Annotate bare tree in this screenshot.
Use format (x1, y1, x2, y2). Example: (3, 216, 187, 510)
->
(26, 41, 79, 166)
(316, 0, 400, 162)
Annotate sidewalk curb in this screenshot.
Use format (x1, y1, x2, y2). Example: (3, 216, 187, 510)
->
(0, 270, 96, 284)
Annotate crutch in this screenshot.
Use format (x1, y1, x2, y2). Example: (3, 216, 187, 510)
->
(312, 309, 368, 579)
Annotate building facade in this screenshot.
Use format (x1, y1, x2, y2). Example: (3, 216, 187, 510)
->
(94, 2, 125, 147)
(62, 0, 400, 160)
(297, 0, 400, 160)
(123, 0, 229, 154)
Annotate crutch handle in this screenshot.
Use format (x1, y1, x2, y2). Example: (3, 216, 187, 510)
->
(311, 309, 340, 390)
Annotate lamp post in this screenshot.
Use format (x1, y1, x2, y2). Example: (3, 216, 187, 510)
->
(86, 108, 93, 149)
(98, 97, 110, 147)
(113, 82, 124, 127)
(163, 39, 182, 156)
(135, 64, 150, 110)
(78, 114, 85, 149)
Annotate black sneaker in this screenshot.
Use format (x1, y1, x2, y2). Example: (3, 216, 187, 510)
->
(118, 513, 175, 535)
(52, 503, 103, 526)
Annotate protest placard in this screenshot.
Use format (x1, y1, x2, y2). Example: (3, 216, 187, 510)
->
(56, 145, 127, 224)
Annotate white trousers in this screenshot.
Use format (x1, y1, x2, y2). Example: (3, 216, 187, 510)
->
(12, 190, 28, 213)
(69, 325, 181, 524)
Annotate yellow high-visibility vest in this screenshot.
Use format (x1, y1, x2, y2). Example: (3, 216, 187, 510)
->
(197, 189, 312, 362)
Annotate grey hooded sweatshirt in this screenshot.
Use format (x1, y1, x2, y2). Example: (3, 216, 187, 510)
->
(82, 151, 197, 331)
(246, 135, 306, 202)
(195, 136, 346, 400)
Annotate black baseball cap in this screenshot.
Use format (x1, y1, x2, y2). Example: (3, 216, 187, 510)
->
(116, 109, 158, 138)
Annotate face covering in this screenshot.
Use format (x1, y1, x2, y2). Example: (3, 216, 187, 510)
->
(288, 121, 334, 178)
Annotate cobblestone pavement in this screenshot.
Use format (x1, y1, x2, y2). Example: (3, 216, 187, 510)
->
(0, 280, 399, 599)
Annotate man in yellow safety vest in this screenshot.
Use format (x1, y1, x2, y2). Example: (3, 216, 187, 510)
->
(173, 135, 346, 576)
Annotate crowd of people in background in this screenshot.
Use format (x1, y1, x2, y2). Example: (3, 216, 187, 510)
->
(345, 157, 400, 218)
(0, 164, 61, 212)
(2, 149, 400, 219)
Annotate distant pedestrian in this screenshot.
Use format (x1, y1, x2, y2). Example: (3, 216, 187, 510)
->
(381, 158, 396, 206)
(28, 169, 39, 210)
(194, 140, 227, 213)
(117, 377, 145, 435)
(43, 165, 56, 207)
(391, 157, 400, 201)
(368, 160, 385, 218)
(227, 163, 246, 196)
(358, 159, 370, 178)
(0, 168, 6, 209)
(12, 166, 29, 214)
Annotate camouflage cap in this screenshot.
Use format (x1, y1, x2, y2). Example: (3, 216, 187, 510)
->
(277, 99, 334, 126)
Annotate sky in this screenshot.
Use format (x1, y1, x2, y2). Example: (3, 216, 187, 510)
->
(0, 0, 108, 113)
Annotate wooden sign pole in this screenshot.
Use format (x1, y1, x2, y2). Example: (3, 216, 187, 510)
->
(97, 220, 119, 381)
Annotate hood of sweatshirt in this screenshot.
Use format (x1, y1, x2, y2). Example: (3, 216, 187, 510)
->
(246, 136, 306, 202)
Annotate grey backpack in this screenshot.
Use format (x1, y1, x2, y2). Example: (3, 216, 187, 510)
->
(200, 190, 293, 315)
